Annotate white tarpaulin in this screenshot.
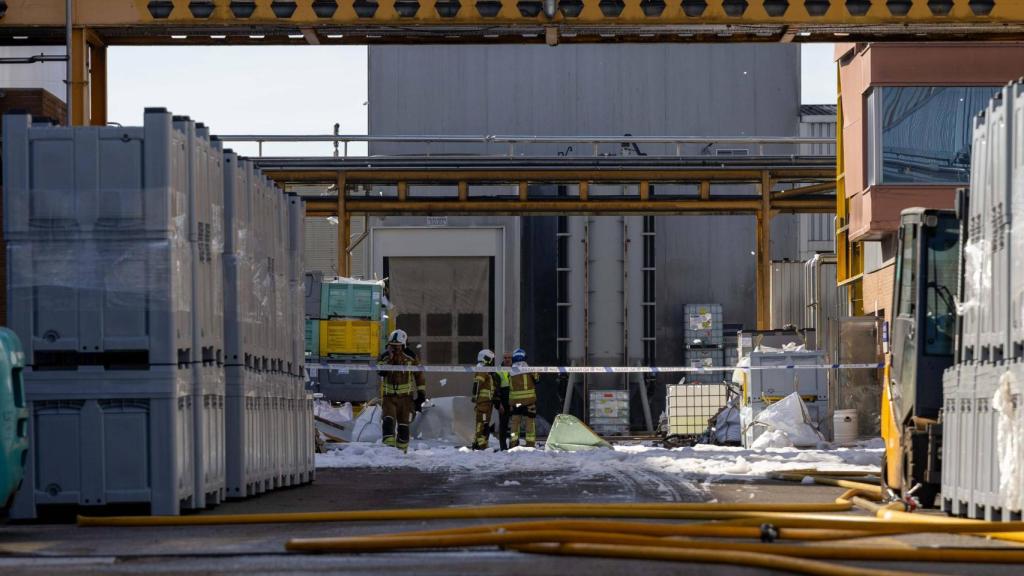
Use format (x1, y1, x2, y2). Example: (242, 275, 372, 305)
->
(750, 392, 825, 449)
(993, 370, 1022, 513)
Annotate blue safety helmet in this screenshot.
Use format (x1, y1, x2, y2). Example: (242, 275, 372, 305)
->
(512, 348, 526, 363)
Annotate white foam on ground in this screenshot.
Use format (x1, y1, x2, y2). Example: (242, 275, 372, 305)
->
(316, 440, 882, 481)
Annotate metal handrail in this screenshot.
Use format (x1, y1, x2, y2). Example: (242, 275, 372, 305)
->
(215, 134, 834, 157)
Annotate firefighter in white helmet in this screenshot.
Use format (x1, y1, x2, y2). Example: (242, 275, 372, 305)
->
(377, 329, 425, 452)
(471, 348, 498, 450)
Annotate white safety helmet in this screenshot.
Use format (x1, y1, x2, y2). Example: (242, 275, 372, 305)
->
(477, 349, 495, 365)
(387, 329, 408, 346)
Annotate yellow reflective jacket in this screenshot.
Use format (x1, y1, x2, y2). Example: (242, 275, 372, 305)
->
(377, 350, 426, 397)
(473, 372, 496, 405)
(509, 371, 537, 403)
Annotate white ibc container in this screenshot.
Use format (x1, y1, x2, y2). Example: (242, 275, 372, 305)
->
(2, 109, 189, 240)
(980, 88, 1014, 363)
(747, 350, 828, 403)
(6, 236, 192, 368)
(289, 280, 305, 377)
(941, 366, 963, 516)
(190, 364, 225, 510)
(225, 366, 267, 498)
(963, 113, 989, 363)
(10, 366, 195, 518)
(972, 364, 1002, 520)
(173, 117, 226, 368)
(287, 194, 305, 283)
(222, 151, 252, 258)
(223, 255, 257, 369)
(958, 363, 978, 516)
(1011, 81, 1024, 360)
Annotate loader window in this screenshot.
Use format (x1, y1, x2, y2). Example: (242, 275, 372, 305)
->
(923, 219, 958, 356)
(896, 224, 917, 318)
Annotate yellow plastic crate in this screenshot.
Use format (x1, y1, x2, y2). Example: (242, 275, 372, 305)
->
(319, 319, 381, 357)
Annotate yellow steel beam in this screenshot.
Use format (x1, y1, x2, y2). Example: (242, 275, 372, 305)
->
(304, 197, 833, 216)
(69, 28, 89, 125)
(4, 1, 1024, 45)
(89, 41, 107, 126)
(771, 181, 834, 200)
(264, 168, 834, 184)
(337, 173, 349, 276)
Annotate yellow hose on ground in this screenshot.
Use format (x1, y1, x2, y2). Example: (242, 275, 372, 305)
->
(290, 529, 960, 575)
(76, 501, 853, 527)
(772, 473, 883, 496)
(511, 542, 931, 576)
(788, 474, 1024, 544)
(353, 518, 879, 542)
(286, 527, 1024, 564)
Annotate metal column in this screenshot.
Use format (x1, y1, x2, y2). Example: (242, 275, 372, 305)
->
(756, 171, 773, 329)
(336, 173, 350, 277)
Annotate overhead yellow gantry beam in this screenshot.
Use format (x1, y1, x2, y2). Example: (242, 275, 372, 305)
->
(277, 165, 834, 328)
(3, 1, 1024, 46)
(9, 0, 1023, 124)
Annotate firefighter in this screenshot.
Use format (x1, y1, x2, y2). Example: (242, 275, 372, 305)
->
(495, 352, 512, 450)
(378, 329, 426, 453)
(508, 348, 539, 448)
(472, 349, 497, 450)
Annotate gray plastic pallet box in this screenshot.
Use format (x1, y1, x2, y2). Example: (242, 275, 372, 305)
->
(191, 364, 225, 510)
(6, 236, 193, 368)
(2, 109, 189, 240)
(10, 366, 195, 519)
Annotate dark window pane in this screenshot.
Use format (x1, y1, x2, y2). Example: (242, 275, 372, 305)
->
(879, 86, 999, 184)
(557, 236, 568, 268)
(458, 313, 484, 336)
(557, 271, 568, 302)
(427, 313, 452, 336)
(397, 314, 421, 337)
(426, 342, 452, 364)
(458, 342, 482, 364)
(557, 306, 569, 339)
(557, 341, 568, 364)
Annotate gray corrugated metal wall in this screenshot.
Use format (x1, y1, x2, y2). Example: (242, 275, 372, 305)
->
(799, 115, 837, 258)
(368, 44, 801, 422)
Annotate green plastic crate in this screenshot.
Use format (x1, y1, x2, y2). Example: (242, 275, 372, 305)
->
(0, 328, 28, 510)
(319, 281, 382, 320)
(305, 319, 320, 360)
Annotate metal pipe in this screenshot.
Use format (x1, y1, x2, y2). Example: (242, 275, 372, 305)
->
(216, 134, 834, 146)
(0, 54, 69, 64)
(65, 0, 72, 114)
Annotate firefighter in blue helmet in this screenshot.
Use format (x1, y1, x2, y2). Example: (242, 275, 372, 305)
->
(508, 348, 539, 448)
(377, 329, 425, 453)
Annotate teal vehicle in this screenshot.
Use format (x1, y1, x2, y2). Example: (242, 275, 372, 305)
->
(0, 328, 28, 511)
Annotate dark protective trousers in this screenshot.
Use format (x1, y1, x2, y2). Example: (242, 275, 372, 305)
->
(382, 394, 415, 452)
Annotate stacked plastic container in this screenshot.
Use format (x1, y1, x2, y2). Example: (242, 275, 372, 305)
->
(307, 277, 386, 403)
(221, 151, 313, 500)
(683, 304, 724, 384)
(942, 79, 1024, 521)
(3, 109, 312, 518)
(4, 110, 198, 517)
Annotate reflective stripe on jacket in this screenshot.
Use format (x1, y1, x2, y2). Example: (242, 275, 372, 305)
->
(509, 372, 537, 402)
(378, 351, 425, 396)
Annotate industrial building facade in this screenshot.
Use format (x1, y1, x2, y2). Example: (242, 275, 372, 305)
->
(836, 42, 1024, 324)
(344, 43, 830, 427)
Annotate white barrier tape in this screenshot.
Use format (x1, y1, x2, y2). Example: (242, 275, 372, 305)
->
(305, 362, 884, 377)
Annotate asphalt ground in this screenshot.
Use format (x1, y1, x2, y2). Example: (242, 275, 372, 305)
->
(1, 466, 1022, 575)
